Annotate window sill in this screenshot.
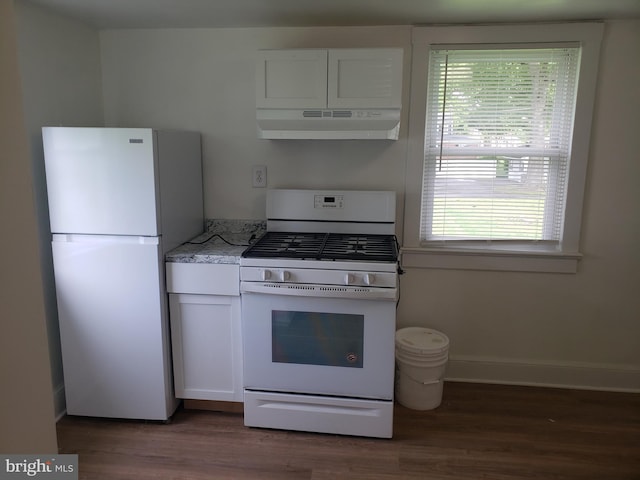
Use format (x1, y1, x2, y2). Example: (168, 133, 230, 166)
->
(400, 246, 582, 273)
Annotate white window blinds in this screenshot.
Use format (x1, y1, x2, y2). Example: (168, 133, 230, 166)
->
(421, 47, 580, 244)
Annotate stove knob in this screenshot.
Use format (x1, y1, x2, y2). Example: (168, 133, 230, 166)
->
(364, 273, 375, 285)
(260, 269, 272, 281)
(344, 273, 355, 285)
(280, 270, 291, 282)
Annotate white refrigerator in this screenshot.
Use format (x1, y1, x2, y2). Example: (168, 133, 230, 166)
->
(43, 127, 203, 420)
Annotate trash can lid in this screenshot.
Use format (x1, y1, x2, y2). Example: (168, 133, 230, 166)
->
(395, 327, 450, 355)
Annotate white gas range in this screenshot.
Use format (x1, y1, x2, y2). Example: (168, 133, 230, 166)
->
(240, 189, 400, 438)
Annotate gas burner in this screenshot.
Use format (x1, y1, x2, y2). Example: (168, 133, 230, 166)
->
(322, 234, 398, 261)
(242, 232, 398, 263)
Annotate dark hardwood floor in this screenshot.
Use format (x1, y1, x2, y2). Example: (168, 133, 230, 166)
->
(56, 382, 640, 480)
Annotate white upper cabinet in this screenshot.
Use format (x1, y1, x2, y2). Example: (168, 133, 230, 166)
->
(256, 48, 403, 110)
(256, 49, 328, 109)
(328, 49, 403, 109)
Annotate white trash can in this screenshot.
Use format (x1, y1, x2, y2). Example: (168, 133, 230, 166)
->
(395, 327, 450, 410)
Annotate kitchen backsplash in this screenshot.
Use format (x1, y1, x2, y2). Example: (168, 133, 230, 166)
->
(205, 219, 266, 236)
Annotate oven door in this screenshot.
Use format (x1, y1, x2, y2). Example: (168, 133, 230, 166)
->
(242, 291, 396, 400)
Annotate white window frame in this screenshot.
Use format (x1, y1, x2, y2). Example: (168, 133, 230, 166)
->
(402, 23, 603, 273)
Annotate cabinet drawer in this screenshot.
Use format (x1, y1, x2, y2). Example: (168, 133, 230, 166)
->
(166, 262, 239, 296)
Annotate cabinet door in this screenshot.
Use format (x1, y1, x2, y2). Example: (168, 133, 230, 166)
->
(256, 49, 328, 109)
(170, 294, 242, 402)
(327, 49, 403, 109)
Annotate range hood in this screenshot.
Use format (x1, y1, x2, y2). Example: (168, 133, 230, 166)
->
(256, 109, 400, 140)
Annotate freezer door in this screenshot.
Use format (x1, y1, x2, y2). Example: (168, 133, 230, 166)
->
(43, 127, 160, 236)
(52, 234, 176, 420)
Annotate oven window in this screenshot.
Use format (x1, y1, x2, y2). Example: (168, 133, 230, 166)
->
(272, 310, 364, 368)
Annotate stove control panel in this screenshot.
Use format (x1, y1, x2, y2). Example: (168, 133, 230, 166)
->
(314, 194, 344, 209)
(241, 266, 397, 289)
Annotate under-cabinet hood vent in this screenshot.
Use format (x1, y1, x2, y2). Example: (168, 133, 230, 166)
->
(301, 110, 354, 119)
(331, 111, 353, 118)
(257, 109, 400, 140)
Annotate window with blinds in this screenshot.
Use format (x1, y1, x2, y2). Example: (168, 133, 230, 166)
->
(421, 46, 581, 244)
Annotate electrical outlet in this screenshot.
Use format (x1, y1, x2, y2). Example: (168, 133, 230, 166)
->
(252, 165, 267, 188)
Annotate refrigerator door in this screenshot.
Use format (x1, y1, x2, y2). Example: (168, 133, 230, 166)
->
(43, 127, 160, 236)
(52, 234, 177, 420)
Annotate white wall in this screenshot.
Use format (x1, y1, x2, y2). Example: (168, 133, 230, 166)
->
(15, 0, 104, 417)
(398, 20, 640, 390)
(99, 21, 640, 391)
(100, 26, 411, 223)
(0, 0, 57, 452)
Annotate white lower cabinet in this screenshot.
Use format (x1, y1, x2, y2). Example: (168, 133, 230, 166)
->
(166, 263, 243, 402)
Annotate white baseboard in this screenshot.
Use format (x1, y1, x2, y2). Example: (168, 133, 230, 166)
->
(445, 356, 640, 393)
(53, 382, 66, 421)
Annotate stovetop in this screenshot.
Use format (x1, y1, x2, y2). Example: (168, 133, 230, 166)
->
(242, 231, 399, 263)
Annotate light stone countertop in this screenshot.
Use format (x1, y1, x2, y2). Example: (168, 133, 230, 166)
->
(165, 219, 265, 264)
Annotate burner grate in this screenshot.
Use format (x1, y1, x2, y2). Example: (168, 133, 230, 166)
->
(242, 232, 398, 263)
(321, 234, 398, 262)
(242, 232, 326, 259)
